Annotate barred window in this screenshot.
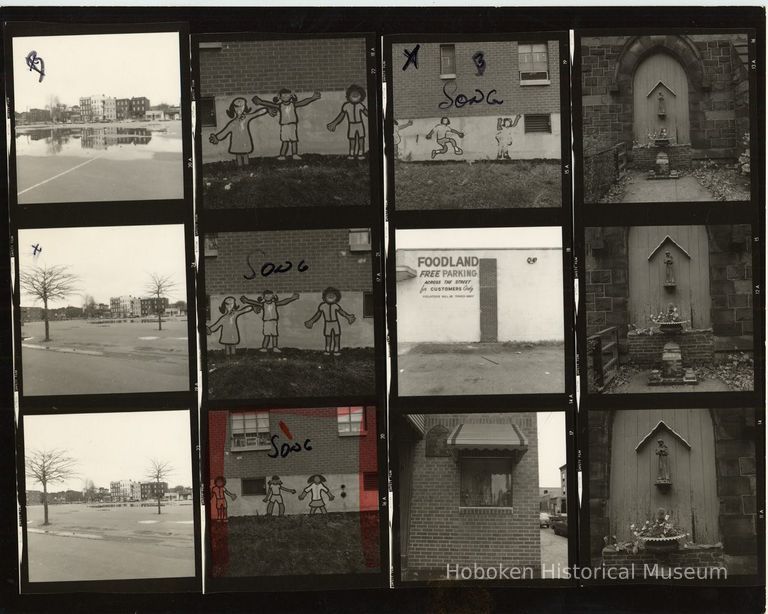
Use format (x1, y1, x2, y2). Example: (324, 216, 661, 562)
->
(231, 412, 270, 450)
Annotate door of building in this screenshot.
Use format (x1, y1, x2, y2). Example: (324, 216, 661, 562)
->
(479, 258, 498, 342)
(633, 51, 691, 145)
(627, 225, 710, 329)
(608, 409, 719, 544)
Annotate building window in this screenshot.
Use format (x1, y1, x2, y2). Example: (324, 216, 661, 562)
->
(349, 228, 371, 252)
(363, 472, 378, 491)
(200, 97, 217, 127)
(204, 233, 218, 257)
(337, 406, 366, 435)
(459, 457, 514, 508)
(439, 44, 457, 79)
(524, 114, 552, 133)
(231, 412, 270, 450)
(241, 478, 266, 496)
(363, 292, 374, 318)
(519, 43, 550, 84)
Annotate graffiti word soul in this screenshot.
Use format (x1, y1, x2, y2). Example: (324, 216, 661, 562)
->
(268, 434, 313, 459)
(439, 83, 503, 110)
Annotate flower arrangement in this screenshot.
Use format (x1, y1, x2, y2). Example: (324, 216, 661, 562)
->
(738, 131, 750, 176)
(632, 508, 689, 541)
(649, 304, 684, 325)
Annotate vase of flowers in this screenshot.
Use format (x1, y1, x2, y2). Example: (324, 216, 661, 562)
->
(632, 508, 688, 553)
(649, 304, 689, 335)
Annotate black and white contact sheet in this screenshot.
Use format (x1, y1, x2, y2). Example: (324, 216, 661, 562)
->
(0, 5, 763, 613)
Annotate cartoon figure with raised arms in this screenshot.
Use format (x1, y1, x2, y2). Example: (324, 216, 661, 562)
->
(426, 117, 464, 159)
(495, 115, 522, 160)
(393, 119, 413, 160)
(304, 286, 356, 356)
(207, 296, 252, 360)
(208, 97, 272, 167)
(240, 290, 299, 353)
(211, 476, 237, 522)
(298, 474, 334, 515)
(253, 88, 321, 160)
(327, 84, 368, 160)
(263, 475, 296, 517)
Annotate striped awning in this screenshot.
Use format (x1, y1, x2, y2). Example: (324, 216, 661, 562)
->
(447, 422, 528, 452)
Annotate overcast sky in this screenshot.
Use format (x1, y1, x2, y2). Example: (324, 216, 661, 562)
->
(13, 32, 181, 110)
(23, 410, 193, 491)
(19, 225, 187, 307)
(396, 227, 562, 249)
(537, 411, 567, 488)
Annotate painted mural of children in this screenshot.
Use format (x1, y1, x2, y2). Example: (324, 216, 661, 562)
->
(304, 287, 356, 356)
(252, 89, 321, 160)
(495, 115, 521, 160)
(393, 119, 413, 159)
(263, 475, 296, 517)
(208, 97, 271, 167)
(211, 476, 237, 522)
(327, 84, 368, 160)
(240, 290, 299, 353)
(426, 117, 464, 159)
(298, 474, 334, 515)
(207, 296, 252, 360)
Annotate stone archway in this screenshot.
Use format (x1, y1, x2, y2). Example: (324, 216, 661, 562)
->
(610, 35, 709, 148)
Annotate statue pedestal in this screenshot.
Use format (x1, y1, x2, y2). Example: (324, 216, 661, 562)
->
(648, 340, 698, 385)
(646, 144, 681, 180)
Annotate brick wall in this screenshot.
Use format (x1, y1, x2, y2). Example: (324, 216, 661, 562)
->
(627, 329, 714, 367)
(204, 229, 372, 295)
(199, 38, 368, 97)
(220, 407, 378, 478)
(602, 544, 725, 571)
(394, 41, 561, 119)
(581, 34, 749, 156)
(405, 413, 540, 574)
(585, 227, 630, 345)
(631, 144, 693, 171)
(708, 225, 753, 337)
(589, 409, 758, 574)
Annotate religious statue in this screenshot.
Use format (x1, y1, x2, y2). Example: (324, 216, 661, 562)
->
(655, 439, 671, 484)
(664, 250, 675, 285)
(658, 91, 666, 115)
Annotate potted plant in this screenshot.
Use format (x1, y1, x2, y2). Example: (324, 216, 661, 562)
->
(649, 304, 688, 335)
(631, 508, 689, 553)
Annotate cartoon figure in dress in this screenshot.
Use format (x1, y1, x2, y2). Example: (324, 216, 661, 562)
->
(207, 296, 252, 360)
(252, 88, 321, 160)
(240, 290, 300, 353)
(208, 97, 272, 167)
(495, 115, 522, 160)
(298, 474, 334, 515)
(393, 119, 413, 160)
(426, 117, 464, 159)
(327, 84, 368, 160)
(211, 476, 237, 522)
(304, 287, 356, 356)
(263, 475, 296, 517)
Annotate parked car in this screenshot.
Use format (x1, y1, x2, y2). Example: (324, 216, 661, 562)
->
(539, 512, 551, 528)
(551, 514, 568, 537)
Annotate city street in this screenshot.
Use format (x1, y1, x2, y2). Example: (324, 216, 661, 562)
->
(20, 319, 189, 395)
(26, 503, 195, 582)
(540, 528, 568, 573)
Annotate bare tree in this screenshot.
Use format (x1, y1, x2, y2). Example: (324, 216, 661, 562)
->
(83, 478, 96, 503)
(145, 459, 173, 515)
(82, 294, 97, 319)
(25, 449, 77, 525)
(20, 265, 79, 341)
(144, 273, 177, 331)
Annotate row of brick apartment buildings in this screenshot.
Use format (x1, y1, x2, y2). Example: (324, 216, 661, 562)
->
(79, 95, 151, 122)
(109, 296, 173, 318)
(110, 480, 171, 502)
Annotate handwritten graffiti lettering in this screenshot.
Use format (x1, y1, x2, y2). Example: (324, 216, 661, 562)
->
(25, 51, 45, 82)
(243, 256, 309, 280)
(439, 82, 503, 110)
(402, 44, 420, 71)
(268, 434, 313, 459)
(472, 51, 486, 76)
